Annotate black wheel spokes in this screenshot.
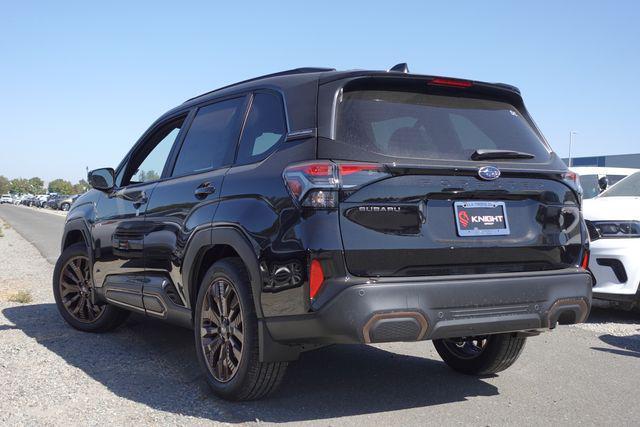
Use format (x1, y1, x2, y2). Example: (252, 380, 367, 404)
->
(201, 279, 244, 383)
(445, 336, 488, 359)
(59, 256, 105, 323)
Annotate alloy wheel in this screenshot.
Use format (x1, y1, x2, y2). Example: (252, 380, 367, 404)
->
(59, 255, 105, 322)
(200, 278, 244, 383)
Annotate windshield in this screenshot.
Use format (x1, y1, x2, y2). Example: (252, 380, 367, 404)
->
(335, 90, 551, 162)
(600, 172, 640, 197)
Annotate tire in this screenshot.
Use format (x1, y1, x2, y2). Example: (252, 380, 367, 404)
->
(61, 203, 70, 211)
(53, 243, 129, 332)
(194, 258, 288, 401)
(433, 333, 526, 375)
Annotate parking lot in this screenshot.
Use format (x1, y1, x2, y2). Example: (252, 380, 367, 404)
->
(1, 203, 639, 426)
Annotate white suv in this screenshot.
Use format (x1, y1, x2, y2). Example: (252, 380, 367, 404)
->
(0, 194, 12, 204)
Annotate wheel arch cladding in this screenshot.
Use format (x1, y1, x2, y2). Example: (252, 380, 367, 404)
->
(184, 226, 264, 318)
(61, 220, 90, 252)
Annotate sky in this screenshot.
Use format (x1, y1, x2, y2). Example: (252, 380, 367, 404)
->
(1, 0, 639, 183)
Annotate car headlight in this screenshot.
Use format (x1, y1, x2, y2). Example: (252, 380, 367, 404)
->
(592, 221, 640, 238)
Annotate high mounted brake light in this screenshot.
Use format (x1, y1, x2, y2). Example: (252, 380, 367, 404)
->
(283, 161, 390, 208)
(428, 78, 473, 88)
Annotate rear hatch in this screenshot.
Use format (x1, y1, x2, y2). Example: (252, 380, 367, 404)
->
(317, 75, 584, 277)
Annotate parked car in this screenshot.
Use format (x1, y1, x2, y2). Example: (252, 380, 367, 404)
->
(0, 194, 12, 204)
(570, 167, 638, 199)
(21, 195, 38, 206)
(34, 194, 50, 208)
(53, 65, 591, 401)
(47, 194, 77, 211)
(583, 171, 640, 308)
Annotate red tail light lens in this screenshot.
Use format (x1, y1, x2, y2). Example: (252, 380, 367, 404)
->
(580, 249, 590, 269)
(428, 78, 473, 88)
(309, 259, 325, 299)
(283, 161, 389, 208)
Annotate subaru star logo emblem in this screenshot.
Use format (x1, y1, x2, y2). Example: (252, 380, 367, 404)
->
(478, 166, 501, 180)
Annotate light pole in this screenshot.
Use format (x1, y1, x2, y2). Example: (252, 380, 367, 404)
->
(568, 131, 577, 167)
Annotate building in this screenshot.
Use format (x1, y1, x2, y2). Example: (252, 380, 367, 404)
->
(562, 153, 640, 168)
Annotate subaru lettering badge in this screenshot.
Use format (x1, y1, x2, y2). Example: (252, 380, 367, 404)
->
(478, 166, 501, 181)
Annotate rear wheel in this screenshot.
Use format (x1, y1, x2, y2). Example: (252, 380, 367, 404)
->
(53, 243, 129, 332)
(194, 258, 287, 401)
(433, 333, 526, 375)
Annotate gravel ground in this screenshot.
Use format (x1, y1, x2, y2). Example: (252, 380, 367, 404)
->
(1, 212, 640, 426)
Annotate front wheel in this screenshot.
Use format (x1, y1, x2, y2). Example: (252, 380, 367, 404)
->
(53, 243, 129, 332)
(433, 333, 526, 375)
(194, 258, 287, 401)
(61, 203, 70, 211)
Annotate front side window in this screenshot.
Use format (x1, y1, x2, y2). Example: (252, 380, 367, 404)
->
(172, 97, 245, 176)
(236, 92, 287, 164)
(335, 90, 550, 162)
(122, 117, 185, 186)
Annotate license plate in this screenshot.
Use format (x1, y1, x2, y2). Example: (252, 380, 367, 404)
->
(454, 201, 510, 237)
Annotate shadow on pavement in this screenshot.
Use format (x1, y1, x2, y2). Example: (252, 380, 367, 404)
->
(2, 303, 498, 423)
(592, 334, 640, 359)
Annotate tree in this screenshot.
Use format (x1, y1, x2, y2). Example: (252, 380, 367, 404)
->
(136, 170, 159, 182)
(0, 175, 9, 194)
(10, 178, 32, 194)
(28, 177, 45, 194)
(72, 179, 89, 194)
(48, 179, 74, 195)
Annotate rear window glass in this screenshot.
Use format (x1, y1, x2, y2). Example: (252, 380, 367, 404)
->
(335, 90, 550, 162)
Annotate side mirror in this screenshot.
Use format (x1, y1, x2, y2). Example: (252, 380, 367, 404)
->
(88, 168, 115, 192)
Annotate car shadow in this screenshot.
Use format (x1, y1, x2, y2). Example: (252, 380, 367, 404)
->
(2, 303, 498, 423)
(592, 333, 640, 359)
(586, 307, 640, 359)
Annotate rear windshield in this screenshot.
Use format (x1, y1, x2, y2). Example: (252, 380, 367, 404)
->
(334, 90, 551, 162)
(600, 172, 640, 197)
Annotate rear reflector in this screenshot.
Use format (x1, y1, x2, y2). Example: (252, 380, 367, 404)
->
(428, 78, 473, 88)
(580, 249, 590, 269)
(309, 259, 325, 299)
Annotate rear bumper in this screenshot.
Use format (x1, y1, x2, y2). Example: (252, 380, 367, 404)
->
(266, 269, 592, 344)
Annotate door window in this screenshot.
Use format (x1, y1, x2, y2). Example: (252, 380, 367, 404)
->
(236, 92, 287, 164)
(172, 97, 246, 176)
(121, 116, 185, 186)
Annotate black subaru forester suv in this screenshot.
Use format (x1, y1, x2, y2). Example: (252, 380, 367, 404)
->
(54, 65, 592, 401)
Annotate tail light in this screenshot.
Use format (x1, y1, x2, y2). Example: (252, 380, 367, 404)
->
(283, 161, 389, 209)
(428, 77, 473, 88)
(309, 259, 325, 299)
(563, 171, 583, 196)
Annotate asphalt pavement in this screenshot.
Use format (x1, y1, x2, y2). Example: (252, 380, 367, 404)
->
(1, 204, 639, 425)
(0, 204, 65, 263)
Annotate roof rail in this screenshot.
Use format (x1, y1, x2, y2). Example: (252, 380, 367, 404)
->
(184, 67, 336, 103)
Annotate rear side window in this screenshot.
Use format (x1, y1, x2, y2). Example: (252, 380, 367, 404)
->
(172, 97, 245, 176)
(335, 90, 550, 162)
(236, 92, 287, 165)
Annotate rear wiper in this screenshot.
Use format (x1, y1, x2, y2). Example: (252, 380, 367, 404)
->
(471, 149, 535, 161)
